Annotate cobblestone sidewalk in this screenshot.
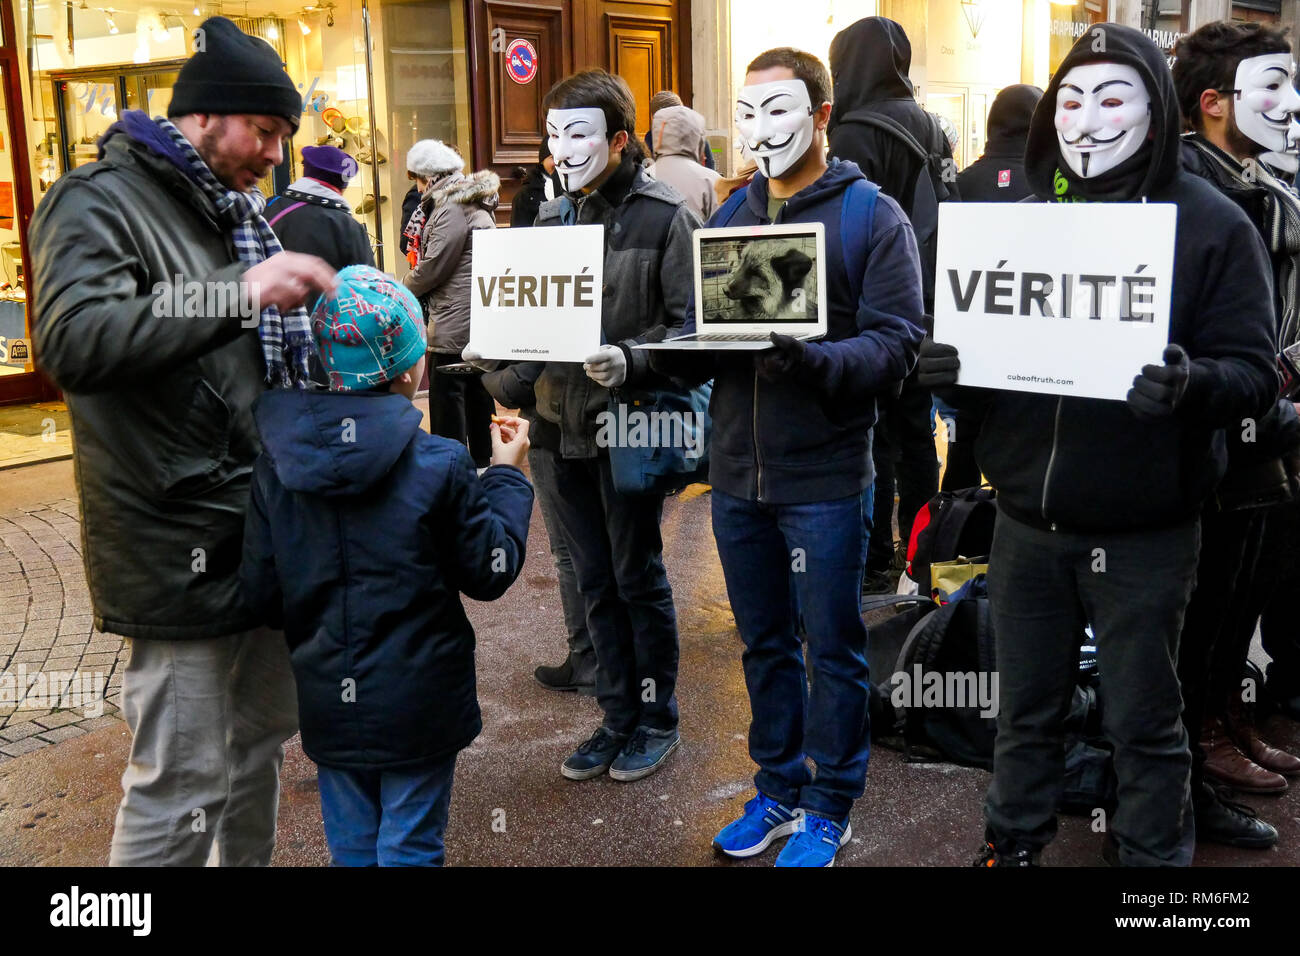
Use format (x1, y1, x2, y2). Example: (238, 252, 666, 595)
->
(0, 497, 124, 762)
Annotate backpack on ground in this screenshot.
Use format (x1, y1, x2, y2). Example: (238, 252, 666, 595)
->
(906, 486, 997, 598)
(838, 108, 955, 307)
(868, 576, 997, 769)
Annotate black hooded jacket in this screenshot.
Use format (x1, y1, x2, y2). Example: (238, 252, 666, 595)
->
(956, 85, 1042, 203)
(948, 24, 1279, 533)
(827, 16, 958, 215)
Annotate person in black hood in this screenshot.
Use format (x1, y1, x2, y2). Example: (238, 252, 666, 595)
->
(829, 16, 956, 593)
(956, 85, 1042, 202)
(1170, 19, 1300, 850)
(510, 138, 562, 228)
(919, 23, 1278, 867)
(828, 16, 957, 214)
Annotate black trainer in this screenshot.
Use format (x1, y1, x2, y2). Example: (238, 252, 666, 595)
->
(534, 657, 596, 696)
(561, 726, 628, 781)
(1194, 781, 1278, 849)
(973, 840, 1038, 867)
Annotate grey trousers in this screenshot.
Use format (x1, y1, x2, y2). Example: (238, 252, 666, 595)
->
(108, 627, 299, 867)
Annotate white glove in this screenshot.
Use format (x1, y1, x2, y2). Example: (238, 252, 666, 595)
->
(583, 345, 628, 388)
(461, 346, 497, 372)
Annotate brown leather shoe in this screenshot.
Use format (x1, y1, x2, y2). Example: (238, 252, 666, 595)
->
(1202, 718, 1288, 793)
(1227, 716, 1300, 778)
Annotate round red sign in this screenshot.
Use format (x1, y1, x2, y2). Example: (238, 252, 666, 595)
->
(506, 38, 539, 85)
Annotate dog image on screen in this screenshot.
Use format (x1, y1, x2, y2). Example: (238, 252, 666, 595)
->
(722, 239, 817, 320)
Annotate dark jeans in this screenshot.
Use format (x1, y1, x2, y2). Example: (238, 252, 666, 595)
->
(544, 455, 679, 734)
(529, 445, 596, 682)
(1177, 504, 1265, 787)
(712, 487, 871, 820)
(430, 352, 494, 467)
(317, 754, 456, 866)
(870, 375, 940, 572)
(984, 511, 1198, 866)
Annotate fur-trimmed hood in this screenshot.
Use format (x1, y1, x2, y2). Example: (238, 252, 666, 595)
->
(422, 169, 500, 212)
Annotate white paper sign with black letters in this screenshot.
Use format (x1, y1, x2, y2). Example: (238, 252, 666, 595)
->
(933, 203, 1176, 401)
(469, 224, 604, 363)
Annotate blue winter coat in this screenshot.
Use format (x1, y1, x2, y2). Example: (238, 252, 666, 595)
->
(240, 388, 534, 770)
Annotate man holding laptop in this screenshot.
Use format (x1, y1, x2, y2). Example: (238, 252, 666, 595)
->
(649, 47, 925, 866)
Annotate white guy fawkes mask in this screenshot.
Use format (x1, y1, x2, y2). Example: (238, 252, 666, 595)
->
(1054, 62, 1151, 178)
(546, 107, 610, 193)
(735, 78, 816, 179)
(1261, 117, 1300, 175)
(1232, 53, 1300, 154)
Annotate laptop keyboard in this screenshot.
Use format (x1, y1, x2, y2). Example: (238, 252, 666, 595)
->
(673, 332, 775, 342)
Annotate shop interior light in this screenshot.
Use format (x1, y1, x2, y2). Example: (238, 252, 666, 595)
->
(298, 17, 310, 34)
(105, 10, 118, 33)
(266, 22, 279, 39)
(193, 5, 201, 14)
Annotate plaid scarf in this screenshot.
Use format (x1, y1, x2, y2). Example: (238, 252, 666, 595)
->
(103, 112, 312, 388)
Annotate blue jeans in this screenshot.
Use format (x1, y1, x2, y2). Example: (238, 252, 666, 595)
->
(712, 488, 872, 820)
(317, 755, 456, 866)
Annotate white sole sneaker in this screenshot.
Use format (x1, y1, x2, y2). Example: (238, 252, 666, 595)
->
(713, 815, 802, 858)
(825, 822, 853, 867)
(607, 736, 680, 782)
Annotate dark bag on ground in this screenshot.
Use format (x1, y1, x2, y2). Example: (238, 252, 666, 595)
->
(906, 486, 997, 596)
(866, 577, 997, 769)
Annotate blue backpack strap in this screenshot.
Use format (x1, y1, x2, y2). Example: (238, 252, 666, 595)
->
(714, 184, 750, 226)
(840, 178, 879, 293)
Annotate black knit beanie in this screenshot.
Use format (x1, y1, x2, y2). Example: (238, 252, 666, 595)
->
(168, 17, 301, 130)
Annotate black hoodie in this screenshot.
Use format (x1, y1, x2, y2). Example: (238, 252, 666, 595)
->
(950, 24, 1278, 533)
(956, 85, 1042, 203)
(828, 17, 958, 215)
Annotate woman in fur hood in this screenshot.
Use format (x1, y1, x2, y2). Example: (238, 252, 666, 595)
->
(402, 138, 500, 466)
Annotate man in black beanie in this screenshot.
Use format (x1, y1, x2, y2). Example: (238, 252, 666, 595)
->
(30, 16, 336, 867)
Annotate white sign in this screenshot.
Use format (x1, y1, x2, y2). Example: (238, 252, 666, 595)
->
(469, 224, 604, 363)
(933, 203, 1176, 401)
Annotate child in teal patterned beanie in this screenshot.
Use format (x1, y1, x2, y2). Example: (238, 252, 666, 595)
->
(311, 265, 427, 392)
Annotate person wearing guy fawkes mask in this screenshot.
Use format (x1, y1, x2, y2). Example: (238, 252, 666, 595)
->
(1261, 116, 1300, 185)
(918, 23, 1278, 867)
(469, 70, 700, 783)
(1171, 21, 1300, 851)
(651, 47, 925, 866)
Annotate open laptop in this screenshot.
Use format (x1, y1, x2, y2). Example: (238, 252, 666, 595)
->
(635, 222, 828, 350)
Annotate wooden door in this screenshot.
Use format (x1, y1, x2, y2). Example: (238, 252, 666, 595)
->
(470, 0, 691, 223)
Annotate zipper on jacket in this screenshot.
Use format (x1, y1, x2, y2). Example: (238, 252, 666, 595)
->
(1041, 396, 1064, 530)
(753, 367, 765, 503)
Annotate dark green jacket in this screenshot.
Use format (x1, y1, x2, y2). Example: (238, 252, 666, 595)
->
(30, 134, 265, 640)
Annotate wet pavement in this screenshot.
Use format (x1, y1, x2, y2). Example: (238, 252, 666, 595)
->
(2, 457, 1299, 866)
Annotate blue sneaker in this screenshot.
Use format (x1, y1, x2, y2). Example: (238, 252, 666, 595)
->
(712, 791, 802, 858)
(773, 812, 852, 867)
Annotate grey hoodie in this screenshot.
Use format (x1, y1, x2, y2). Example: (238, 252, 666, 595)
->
(650, 105, 720, 221)
(404, 169, 500, 352)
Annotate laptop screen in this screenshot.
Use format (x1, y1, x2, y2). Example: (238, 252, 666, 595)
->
(696, 224, 826, 329)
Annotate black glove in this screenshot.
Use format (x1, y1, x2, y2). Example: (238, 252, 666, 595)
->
(916, 338, 960, 388)
(1127, 344, 1190, 422)
(756, 332, 807, 383)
